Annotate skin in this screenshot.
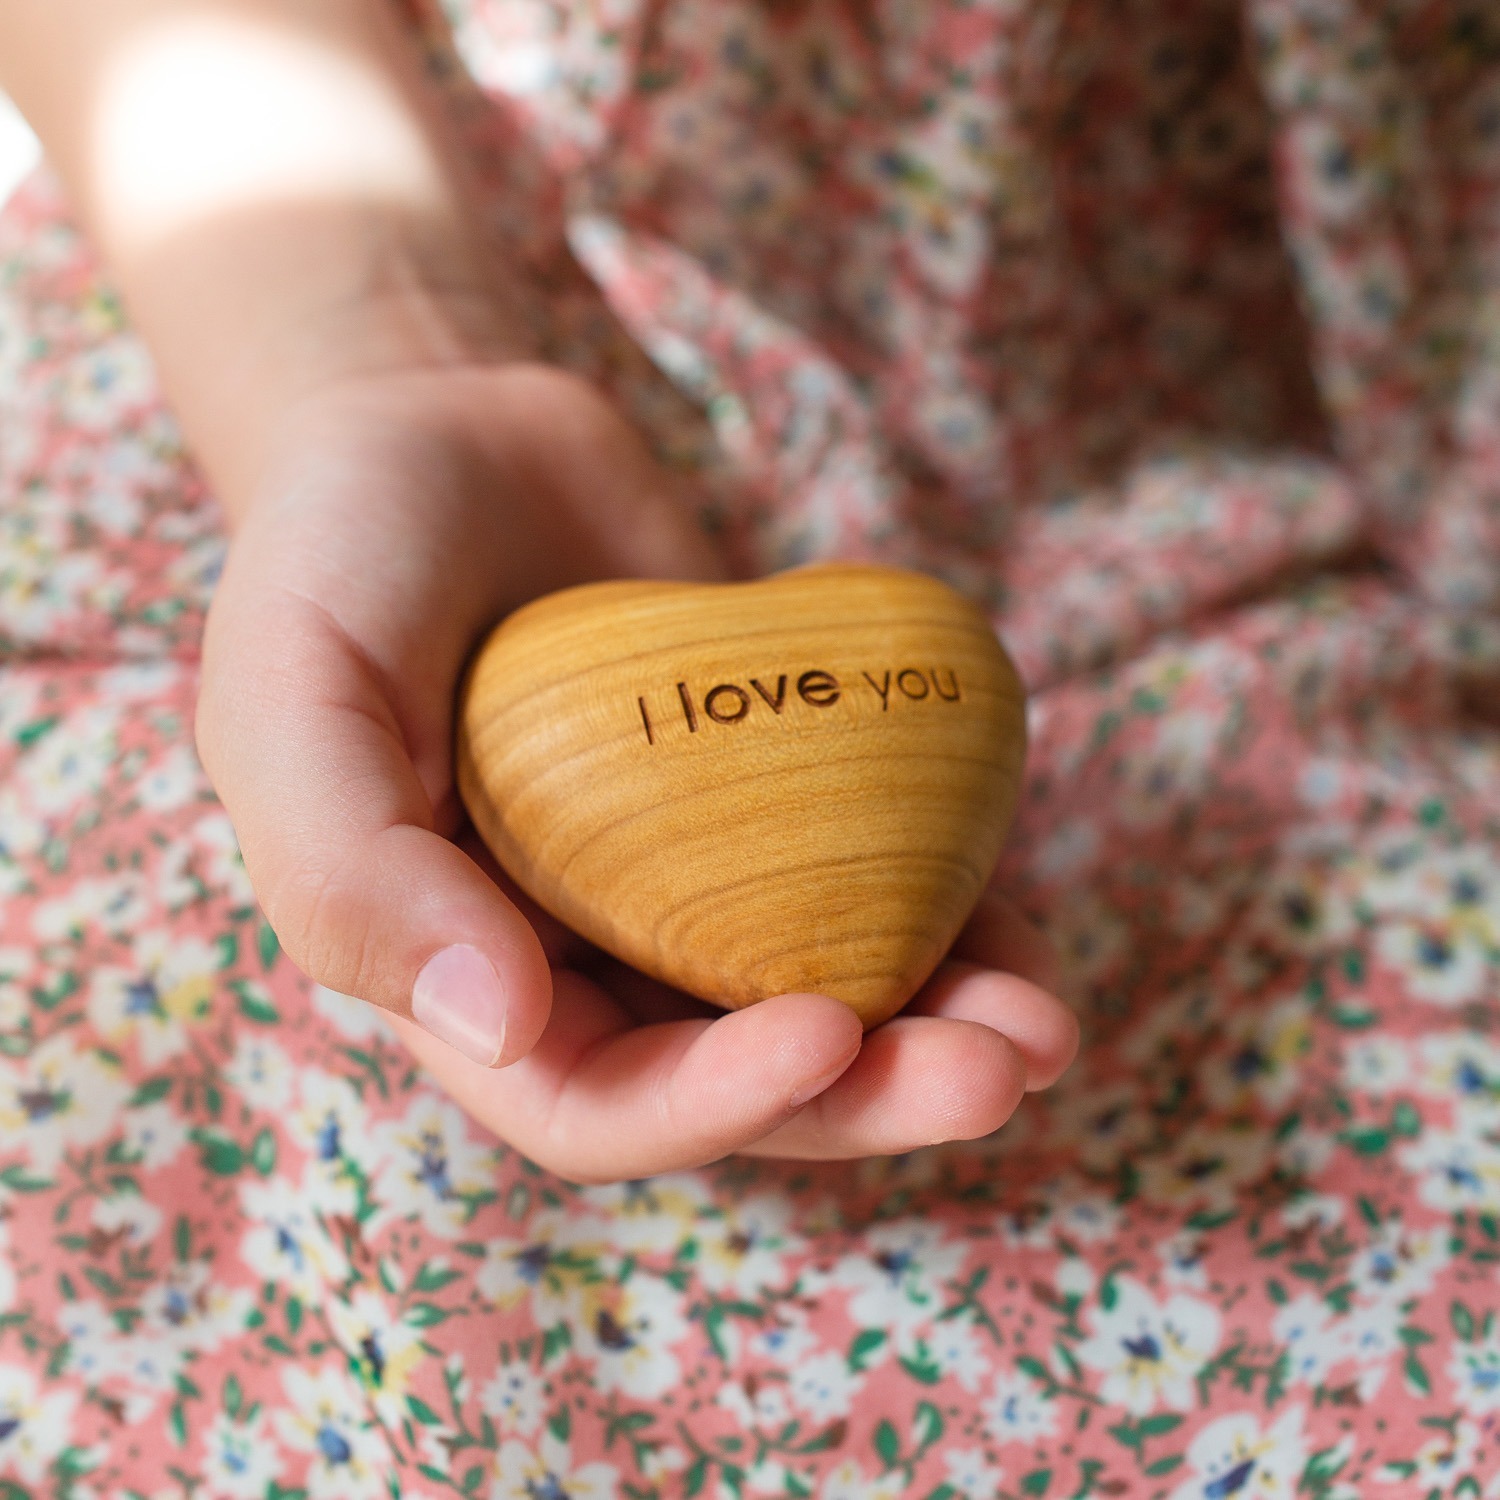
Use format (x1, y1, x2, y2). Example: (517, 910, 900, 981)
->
(0, 0, 1079, 1183)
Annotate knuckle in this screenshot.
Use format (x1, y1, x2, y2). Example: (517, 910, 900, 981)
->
(261, 850, 379, 1002)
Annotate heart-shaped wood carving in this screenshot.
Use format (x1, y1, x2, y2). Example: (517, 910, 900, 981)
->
(456, 563, 1027, 1027)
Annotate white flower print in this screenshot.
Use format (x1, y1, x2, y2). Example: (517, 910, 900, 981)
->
(90, 1188, 162, 1251)
(86, 930, 223, 1066)
(0, 539, 107, 645)
(139, 1260, 255, 1355)
(1449, 1331, 1500, 1414)
(327, 1287, 427, 1427)
(1297, 756, 1343, 807)
(202, 1409, 284, 1500)
(746, 1307, 820, 1367)
(1274, 1125, 1335, 1182)
(119, 1098, 189, 1169)
(0, 676, 40, 742)
(33, 872, 149, 943)
(239, 1175, 350, 1304)
(371, 1095, 500, 1239)
(1048, 1080, 1153, 1171)
(1340, 1036, 1412, 1096)
(574, 1272, 689, 1400)
(167, 528, 228, 601)
(221, 1033, 293, 1113)
(1374, 920, 1490, 1007)
(637, 1441, 687, 1487)
(0, 1361, 78, 1485)
(829, 1221, 966, 1347)
(1271, 1296, 1340, 1388)
(0, 793, 47, 895)
(1046, 892, 1131, 990)
(1346, 1222, 1449, 1306)
(1360, 842, 1500, 930)
(1116, 710, 1221, 827)
(155, 835, 204, 913)
(944, 1446, 1004, 1498)
(192, 810, 255, 907)
(1333, 1302, 1402, 1400)
(1137, 1123, 1269, 1213)
(1434, 849, 1500, 925)
(694, 1193, 798, 1295)
(1200, 996, 1312, 1111)
(0, 1033, 129, 1173)
(716, 1374, 791, 1432)
(744, 1454, 795, 1494)
(17, 703, 118, 817)
(1077, 1278, 1222, 1414)
(787, 1350, 862, 1422)
(909, 1314, 989, 1392)
(1401, 1123, 1500, 1214)
(1380, 1417, 1484, 1488)
(55, 1300, 133, 1387)
(473, 1211, 600, 1325)
(491, 1431, 617, 1500)
(133, 742, 204, 811)
(96, 661, 181, 703)
(1415, 1033, 1500, 1101)
(1280, 1193, 1344, 1233)
(1159, 1233, 1210, 1290)
(478, 1363, 547, 1437)
(1034, 817, 1100, 882)
(1053, 1189, 1122, 1245)
(1249, 865, 1356, 956)
(111, 1330, 186, 1403)
(1356, 831, 1435, 915)
(286, 1067, 369, 1213)
(1168, 1406, 1309, 1500)
(1121, 979, 1218, 1067)
(0, 947, 32, 1033)
(983, 1369, 1058, 1444)
(574, 1174, 710, 1255)
(59, 336, 156, 430)
(1055, 1257, 1098, 1300)
(822, 1457, 907, 1500)
(274, 1364, 391, 1500)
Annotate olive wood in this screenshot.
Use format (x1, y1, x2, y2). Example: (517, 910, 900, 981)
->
(456, 563, 1027, 1027)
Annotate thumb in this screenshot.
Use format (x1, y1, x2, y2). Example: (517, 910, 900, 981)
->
(196, 581, 553, 1068)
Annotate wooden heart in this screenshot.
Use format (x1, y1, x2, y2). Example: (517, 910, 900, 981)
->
(456, 563, 1027, 1027)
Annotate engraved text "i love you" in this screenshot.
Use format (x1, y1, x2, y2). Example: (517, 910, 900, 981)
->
(636, 667, 962, 745)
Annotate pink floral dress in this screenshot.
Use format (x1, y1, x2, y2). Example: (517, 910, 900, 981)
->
(2, 0, 1499, 1496)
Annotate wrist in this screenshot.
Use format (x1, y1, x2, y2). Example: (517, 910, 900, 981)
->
(1, 0, 532, 521)
(133, 207, 531, 519)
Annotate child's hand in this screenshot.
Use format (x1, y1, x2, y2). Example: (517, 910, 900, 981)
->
(3, 0, 1076, 1180)
(197, 362, 1078, 1181)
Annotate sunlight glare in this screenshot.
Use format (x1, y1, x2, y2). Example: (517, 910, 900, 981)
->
(94, 16, 444, 252)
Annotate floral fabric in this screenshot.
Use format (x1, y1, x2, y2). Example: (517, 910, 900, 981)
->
(2, 1, 1500, 1498)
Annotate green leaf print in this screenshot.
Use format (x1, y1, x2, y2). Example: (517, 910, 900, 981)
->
(189, 1128, 244, 1175)
(257, 920, 280, 970)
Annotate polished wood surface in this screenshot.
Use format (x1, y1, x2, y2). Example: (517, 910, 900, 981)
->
(456, 563, 1028, 1027)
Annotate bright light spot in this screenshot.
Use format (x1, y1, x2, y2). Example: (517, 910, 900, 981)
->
(0, 92, 41, 208)
(94, 17, 443, 252)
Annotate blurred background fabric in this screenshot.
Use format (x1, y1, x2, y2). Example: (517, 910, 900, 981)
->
(0, 4, 1499, 1499)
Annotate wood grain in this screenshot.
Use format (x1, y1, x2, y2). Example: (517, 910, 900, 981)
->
(456, 563, 1027, 1027)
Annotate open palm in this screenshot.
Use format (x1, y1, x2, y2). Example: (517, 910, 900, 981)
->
(196, 363, 1078, 1182)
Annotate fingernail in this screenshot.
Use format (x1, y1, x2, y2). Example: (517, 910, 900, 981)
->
(412, 944, 508, 1067)
(789, 1051, 858, 1110)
